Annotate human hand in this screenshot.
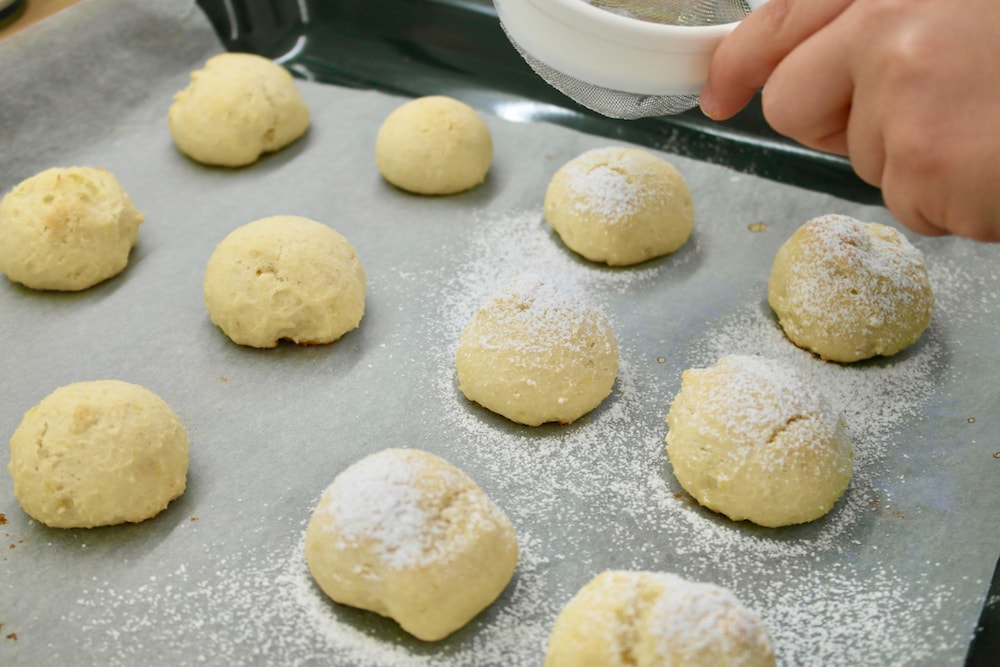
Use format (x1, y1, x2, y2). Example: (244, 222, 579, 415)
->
(700, 0, 1000, 242)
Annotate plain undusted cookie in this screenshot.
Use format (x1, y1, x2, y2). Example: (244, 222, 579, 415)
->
(768, 214, 934, 363)
(304, 448, 519, 641)
(0, 166, 143, 291)
(7, 380, 189, 528)
(168, 53, 310, 167)
(665, 355, 853, 528)
(203, 215, 366, 348)
(543, 147, 694, 266)
(375, 95, 492, 195)
(455, 274, 618, 426)
(545, 570, 776, 667)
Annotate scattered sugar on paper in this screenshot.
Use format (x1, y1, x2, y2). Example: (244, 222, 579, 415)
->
(57, 208, 991, 667)
(64, 523, 553, 667)
(441, 205, 694, 301)
(423, 207, 975, 665)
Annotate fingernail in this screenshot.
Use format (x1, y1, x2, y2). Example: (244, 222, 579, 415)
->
(699, 88, 720, 119)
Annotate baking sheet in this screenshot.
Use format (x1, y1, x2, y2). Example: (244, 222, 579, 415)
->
(1, 2, 999, 665)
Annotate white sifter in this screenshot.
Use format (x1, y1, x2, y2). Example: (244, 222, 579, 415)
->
(493, 0, 769, 119)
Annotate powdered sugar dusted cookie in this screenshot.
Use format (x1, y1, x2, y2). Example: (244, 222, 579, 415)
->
(545, 570, 776, 667)
(202, 215, 366, 348)
(0, 166, 143, 291)
(768, 214, 934, 363)
(665, 355, 853, 528)
(7, 380, 189, 528)
(304, 448, 518, 641)
(169, 53, 310, 167)
(375, 95, 492, 195)
(544, 147, 694, 266)
(455, 274, 618, 426)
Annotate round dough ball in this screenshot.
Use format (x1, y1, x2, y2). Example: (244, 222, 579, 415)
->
(0, 166, 143, 291)
(768, 214, 934, 363)
(455, 274, 618, 426)
(665, 355, 853, 528)
(304, 448, 519, 641)
(203, 215, 366, 348)
(545, 570, 776, 667)
(168, 53, 310, 167)
(543, 147, 694, 266)
(7, 380, 189, 528)
(375, 95, 492, 195)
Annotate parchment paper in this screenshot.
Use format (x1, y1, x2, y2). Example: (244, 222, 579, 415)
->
(1, 2, 998, 666)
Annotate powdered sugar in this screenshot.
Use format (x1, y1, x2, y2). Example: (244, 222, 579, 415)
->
(587, 0, 751, 25)
(316, 450, 439, 570)
(671, 353, 845, 458)
(64, 524, 553, 667)
(761, 559, 969, 666)
(47, 203, 994, 667)
(651, 575, 773, 662)
(463, 273, 610, 355)
(555, 148, 647, 224)
(662, 354, 853, 527)
(548, 570, 774, 664)
(420, 206, 985, 665)
(770, 214, 935, 360)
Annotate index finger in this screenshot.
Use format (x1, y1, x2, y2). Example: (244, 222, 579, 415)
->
(700, 0, 854, 119)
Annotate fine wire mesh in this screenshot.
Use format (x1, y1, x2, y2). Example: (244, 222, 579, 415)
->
(501, 0, 751, 119)
(590, 0, 750, 25)
(504, 27, 701, 119)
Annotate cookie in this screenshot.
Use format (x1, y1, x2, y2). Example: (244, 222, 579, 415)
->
(0, 166, 143, 291)
(456, 274, 618, 426)
(168, 53, 310, 167)
(202, 215, 366, 348)
(544, 147, 694, 266)
(768, 214, 934, 362)
(7, 380, 189, 528)
(665, 355, 853, 528)
(304, 448, 518, 641)
(545, 570, 775, 667)
(375, 95, 492, 195)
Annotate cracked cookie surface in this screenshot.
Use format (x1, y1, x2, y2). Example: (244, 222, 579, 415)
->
(665, 354, 853, 528)
(543, 147, 694, 266)
(768, 214, 934, 363)
(545, 570, 775, 667)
